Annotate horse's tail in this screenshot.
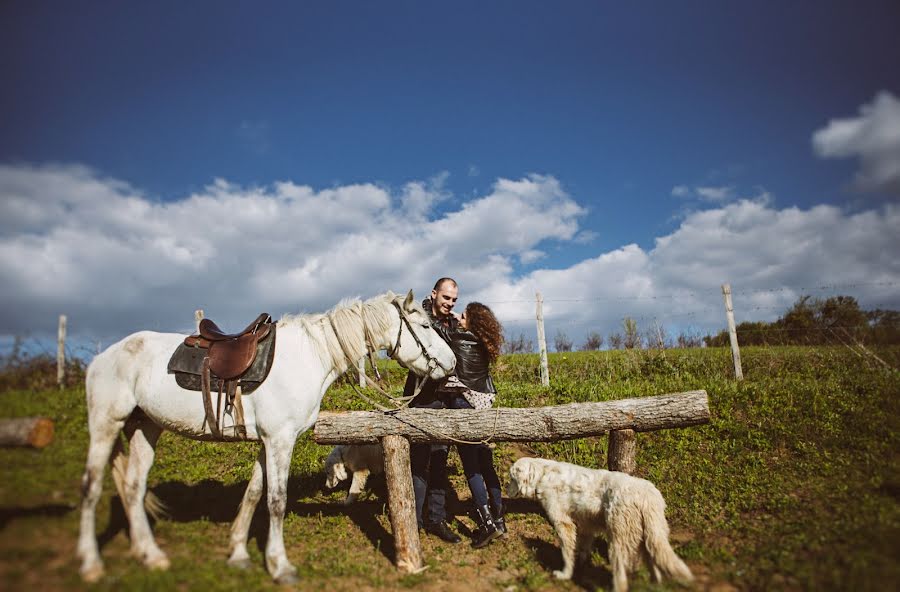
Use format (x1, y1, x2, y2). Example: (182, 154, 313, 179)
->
(109, 430, 169, 521)
(642, 489, 693, 584)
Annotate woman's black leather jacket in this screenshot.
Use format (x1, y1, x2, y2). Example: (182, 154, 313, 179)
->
(450, 330, 496, 394)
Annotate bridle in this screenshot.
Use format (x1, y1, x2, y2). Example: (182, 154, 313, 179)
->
(384, 298, 443, 376)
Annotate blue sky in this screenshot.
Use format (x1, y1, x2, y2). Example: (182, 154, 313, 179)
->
(1, 1, 899, 353)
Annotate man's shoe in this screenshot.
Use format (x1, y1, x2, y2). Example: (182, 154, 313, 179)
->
(424, 520, 461, 544)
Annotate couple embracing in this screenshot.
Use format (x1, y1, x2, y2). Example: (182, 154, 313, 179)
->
(403, 277, 506, 549)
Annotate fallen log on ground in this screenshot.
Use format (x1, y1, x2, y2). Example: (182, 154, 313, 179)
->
(0, 417, 55, 448)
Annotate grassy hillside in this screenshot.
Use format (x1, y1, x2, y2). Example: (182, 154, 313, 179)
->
(1, 346, 898, 591)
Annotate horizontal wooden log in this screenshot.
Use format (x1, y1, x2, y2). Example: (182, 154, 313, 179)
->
(0, 417, 55, 448)
(315, 390, 708, 444)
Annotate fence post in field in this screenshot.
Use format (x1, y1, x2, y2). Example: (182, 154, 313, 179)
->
(607, 429, 636, 474)
(535, 292, 550, 386)
(381, 434, 423, 573)
(195, 309, 204, 333)
(721, 283, 744, 380)
(57, 314, 66, 389)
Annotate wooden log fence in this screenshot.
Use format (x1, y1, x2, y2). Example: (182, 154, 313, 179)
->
(314, 389, 709, 573)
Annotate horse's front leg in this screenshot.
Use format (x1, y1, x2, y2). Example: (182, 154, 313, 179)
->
(228, 446, 265, 569)
(263, 436, 298, 584)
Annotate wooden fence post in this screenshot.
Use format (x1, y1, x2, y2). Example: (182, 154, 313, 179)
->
(194, 309, 204, 333)
(57, 315, 66, 389)
(535, 292, 549, 387)
(721, 284, 744, 380)
(607, 429, 636, 474)
(381, 435, 423, 573)
(358, 357, 366, 387)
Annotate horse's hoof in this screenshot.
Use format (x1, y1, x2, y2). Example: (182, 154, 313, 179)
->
(80, 563, 104, 583)
(274, 569, 299, 585)
(147, 555, 170, 571)
(227, 557, 254, 570)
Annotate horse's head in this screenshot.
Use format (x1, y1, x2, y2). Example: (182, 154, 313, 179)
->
(385, 290, 456, 380)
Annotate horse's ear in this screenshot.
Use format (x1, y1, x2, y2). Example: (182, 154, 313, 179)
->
(404, 290, 415, 311)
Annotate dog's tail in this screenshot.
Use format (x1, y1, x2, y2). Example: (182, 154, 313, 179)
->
(109, 431, 169, 521)
(641, 490, 693, 584)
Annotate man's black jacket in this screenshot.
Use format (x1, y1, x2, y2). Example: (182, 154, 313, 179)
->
(403, 298, 459, 407)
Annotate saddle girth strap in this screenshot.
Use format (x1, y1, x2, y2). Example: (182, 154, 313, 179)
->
(200, 357, 221, 439)
(232, 384, 247, 439)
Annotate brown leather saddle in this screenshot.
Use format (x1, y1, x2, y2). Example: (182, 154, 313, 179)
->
(167, 313, 276, 439)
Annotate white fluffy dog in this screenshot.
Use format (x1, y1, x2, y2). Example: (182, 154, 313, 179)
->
(323, 444, 383, 504)
(507, 457, 693, 592)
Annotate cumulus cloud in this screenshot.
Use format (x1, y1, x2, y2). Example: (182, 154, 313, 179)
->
(0, 165, 584, 342)
(812, 91, 900, 196)
(1, 163, 898, 352)
(465, 199, 900, 345)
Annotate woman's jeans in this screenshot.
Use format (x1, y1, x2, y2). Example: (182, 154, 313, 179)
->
(449, 395, 503, 515)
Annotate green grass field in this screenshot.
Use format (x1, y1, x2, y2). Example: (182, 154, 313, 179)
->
(1, 346, 898, 591)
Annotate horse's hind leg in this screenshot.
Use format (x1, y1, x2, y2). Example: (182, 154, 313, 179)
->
(123, 420, 169, 570)
(77, 416, 126, 582)
(228, 446, 266, 569)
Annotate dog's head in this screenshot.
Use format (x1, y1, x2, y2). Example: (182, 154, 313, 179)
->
(507, 457, 542, 499)
(324, 446, 348, 489)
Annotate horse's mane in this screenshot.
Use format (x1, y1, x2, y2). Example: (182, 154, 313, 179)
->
(279, 292, 397, 373)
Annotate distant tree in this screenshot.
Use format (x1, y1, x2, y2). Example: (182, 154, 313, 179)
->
(819, 295, 868, 341)
(703, 294, 899, 347)
(868, 309, 900, 345)
(623, 317, 641, 349)
(608, 332, 624, 350)
(554, 330, 573, 352)
(580, 331, 603, 351)
(503, 332, 534, 354)
(645, 321, 670, 349)
(676, 331, 703, 348)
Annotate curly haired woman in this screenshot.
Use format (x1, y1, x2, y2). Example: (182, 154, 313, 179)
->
(439, 302, 506, 548)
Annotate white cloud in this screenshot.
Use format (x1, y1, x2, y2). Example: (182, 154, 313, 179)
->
(671, 184, 735, 203)
(465, 200, 900, 345)
(519, 250, 545, 265)
(1, 163, 897, 352)
(812, 91, 900, 195)
(671, 185, 690, 197)
(0, 165, 584, 341)
(695, 185, 734, 202)
(573, 230, 597, 244)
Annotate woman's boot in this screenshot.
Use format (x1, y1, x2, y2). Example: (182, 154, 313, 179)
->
(493, 507, 507, 537)
(471, 504, 501, 549)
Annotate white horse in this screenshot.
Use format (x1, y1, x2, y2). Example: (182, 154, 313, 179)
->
(77, 290, 455, 584)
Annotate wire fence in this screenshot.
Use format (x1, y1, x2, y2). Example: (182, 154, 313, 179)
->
(2, 281, 898, 387)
